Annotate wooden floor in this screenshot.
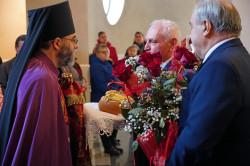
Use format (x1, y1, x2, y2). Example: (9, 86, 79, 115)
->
(89, 130, 133, 166)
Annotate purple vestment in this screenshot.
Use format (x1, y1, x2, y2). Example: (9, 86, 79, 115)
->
(2, 52, 72, 166)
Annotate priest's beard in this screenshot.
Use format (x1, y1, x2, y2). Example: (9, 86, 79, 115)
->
(57, 45, 75, 67)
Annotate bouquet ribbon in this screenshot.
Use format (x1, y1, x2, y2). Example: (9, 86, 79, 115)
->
(107, 74, 150, 103)
(136, 121, 179, 166)
(107, 81, 133, 105)
(107, 80, 132, 96)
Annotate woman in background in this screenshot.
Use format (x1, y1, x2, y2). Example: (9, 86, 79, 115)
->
(90, 44, 123, 155)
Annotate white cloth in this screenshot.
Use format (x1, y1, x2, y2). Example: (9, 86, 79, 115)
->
(84, 102, 126, 140)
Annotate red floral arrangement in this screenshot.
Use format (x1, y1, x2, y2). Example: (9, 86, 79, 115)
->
(112, 59, 133, 82)
(110, 45, 197, 166)
(173, 46, 197, 69)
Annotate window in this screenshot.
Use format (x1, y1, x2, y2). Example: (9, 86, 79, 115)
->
(102, 0, 125, 25)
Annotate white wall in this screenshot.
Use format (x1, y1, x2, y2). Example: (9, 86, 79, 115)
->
(88, 0, 197, 61)
(1, 0, 249, 63)
(233, 0, 250, 52)
(0, 0, 26, 61)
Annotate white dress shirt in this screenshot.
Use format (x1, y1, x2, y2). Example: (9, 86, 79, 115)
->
(203, 37, 236, 63)
(161, 57, 173, 70)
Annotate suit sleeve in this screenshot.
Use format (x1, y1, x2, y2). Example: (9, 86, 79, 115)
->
(167, 60, 242, 166)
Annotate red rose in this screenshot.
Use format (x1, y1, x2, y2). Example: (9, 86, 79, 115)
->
(139, 52, 162, 67)
(184, 52, 198, 68)
(179, 56, 189, 69)
(173, 46, 197, 69)
(151, 52, 162, 62)
(112, 59, 132, 82)
(147, 61, 161, 77)
(139, 52, 153, 67)
(173, 46, 185, 61)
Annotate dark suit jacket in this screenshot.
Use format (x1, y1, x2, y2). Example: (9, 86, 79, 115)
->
(0, 57, 16, 94)
(167, 38, 250, 166)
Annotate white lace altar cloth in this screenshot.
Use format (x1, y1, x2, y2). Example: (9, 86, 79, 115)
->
(84, 102, 126, 140)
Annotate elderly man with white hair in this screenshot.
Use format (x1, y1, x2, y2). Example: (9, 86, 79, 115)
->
(133, 19, 182, 166)
(144, 19, 182, 70)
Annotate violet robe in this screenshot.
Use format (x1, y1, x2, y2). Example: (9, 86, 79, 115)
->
(2, 52, 72, 166)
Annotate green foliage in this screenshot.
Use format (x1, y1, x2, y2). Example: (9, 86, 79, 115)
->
(177, 80, 189, 87)
(129, 108, 143, 116)
(164, 78, 176, 86)
(121, 108, 130, 119)
(159, 118, 165, 128)
(132, 140, 139, 151)
(154, 130, 161, 145)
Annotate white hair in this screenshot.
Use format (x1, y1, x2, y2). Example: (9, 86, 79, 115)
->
(150, 19, 182, 45)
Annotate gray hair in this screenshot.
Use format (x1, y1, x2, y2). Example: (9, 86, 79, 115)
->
(195, 0, 241, 37)
(150, 19, 182, 45)
(94, 44, 110, 53)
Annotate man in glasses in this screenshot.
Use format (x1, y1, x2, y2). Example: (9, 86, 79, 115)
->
(0, 1, 78, 165)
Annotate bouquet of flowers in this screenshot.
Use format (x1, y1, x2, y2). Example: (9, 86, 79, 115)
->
(110, 45, 197, 166)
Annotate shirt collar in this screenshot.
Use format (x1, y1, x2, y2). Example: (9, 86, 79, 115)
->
(161, 57, 172, 70)
(203, 37, 236, 63)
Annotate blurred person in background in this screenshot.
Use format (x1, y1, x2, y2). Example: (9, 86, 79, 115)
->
(0, 35, 26, 95)
(93, 31, 118, 63)
(90, 44, 123, 155)
(133, 31, 146, 55)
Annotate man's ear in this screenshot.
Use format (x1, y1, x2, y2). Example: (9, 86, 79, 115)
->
(52, 37, 62, 50)
(171, 38, 177, 46)
(169, 38, 177, 51)
(202, 19, 212, 37)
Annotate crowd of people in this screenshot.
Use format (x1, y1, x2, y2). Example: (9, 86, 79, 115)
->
(0, 0, 250, 166)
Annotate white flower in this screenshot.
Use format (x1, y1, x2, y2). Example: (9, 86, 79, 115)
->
(176, 95, 182, 101)
(151, 79, 156, 83)
(135, 65, 148, 76)
(125, 59, 131, 67)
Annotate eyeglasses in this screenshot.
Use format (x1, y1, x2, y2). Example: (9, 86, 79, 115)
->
(98, 51, 109, 54)
(61, 37, 78, 44)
